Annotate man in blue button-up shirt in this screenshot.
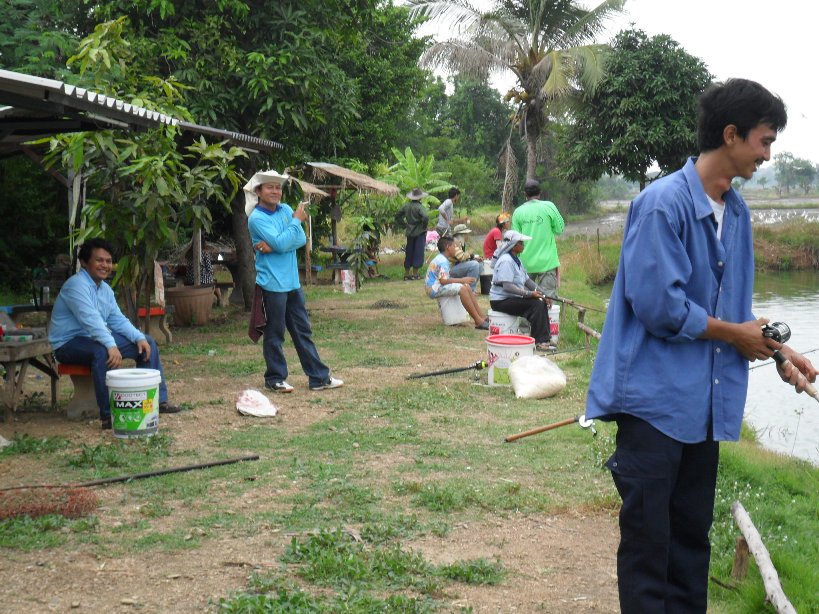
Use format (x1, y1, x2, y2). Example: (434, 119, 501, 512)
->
(586, 79, 816, 612)
(49, 238, 179, 429)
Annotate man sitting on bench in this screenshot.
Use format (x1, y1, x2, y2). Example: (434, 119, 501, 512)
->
(49, 238, 180, 429)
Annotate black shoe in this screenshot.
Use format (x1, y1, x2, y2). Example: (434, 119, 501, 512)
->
(101, 417, 112, 429)
(159, 402, 181, 414)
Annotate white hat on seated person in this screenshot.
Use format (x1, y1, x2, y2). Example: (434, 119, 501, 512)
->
(243, 170, 291, 216)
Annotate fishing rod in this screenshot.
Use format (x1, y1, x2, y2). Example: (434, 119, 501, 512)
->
(407, 360, 487, 380)
(749, 347, 819, 370)
(761, 322, 819, 404)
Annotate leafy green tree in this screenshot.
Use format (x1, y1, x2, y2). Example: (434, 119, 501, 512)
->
(444, 78, 513, 162)
(383, 147, 454, 206)
(791, 158, 817, 194)
(559, 28, 712, 191)
(774, 152, 796, 194)
(44, 18, 246, 318)
(407, 0, 625, 184)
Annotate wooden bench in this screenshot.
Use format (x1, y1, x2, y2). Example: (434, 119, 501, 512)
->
(137, 306, 172, 344)
(57, 364, 97, 420)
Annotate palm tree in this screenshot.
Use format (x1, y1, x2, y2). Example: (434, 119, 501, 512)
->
(407, 0, 624, 205)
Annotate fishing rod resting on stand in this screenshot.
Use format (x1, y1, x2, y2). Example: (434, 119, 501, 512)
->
(762, 322, 819, 404)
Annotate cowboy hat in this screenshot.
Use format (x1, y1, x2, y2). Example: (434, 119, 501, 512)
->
(452, 223, 472, 235)
(243, 170, 291, 215)
(405, 187, 428, 200)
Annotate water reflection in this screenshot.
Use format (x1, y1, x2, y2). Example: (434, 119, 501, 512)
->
(746, 270, 819, 465)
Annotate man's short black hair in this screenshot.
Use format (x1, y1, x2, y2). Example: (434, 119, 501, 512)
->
(437, 235, 454, 253)
(523, 179, 540, 198)
(78, 238, 115, 263)
(448, 187, 461, 199)
(698, 78, 787, 152)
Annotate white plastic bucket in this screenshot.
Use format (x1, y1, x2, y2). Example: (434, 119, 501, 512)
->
(106, 368, 161, 439)
(486, 334, 535, 386)
(488, 310, 531, 336)
(549, 304, 560, 345)
(437, 295, 469, 325)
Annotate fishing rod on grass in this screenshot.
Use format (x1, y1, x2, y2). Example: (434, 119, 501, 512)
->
(761, 322, 819, 404)
(406, 360, 487, 380)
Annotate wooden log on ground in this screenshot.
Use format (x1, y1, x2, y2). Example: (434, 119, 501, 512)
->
(730, 501, 796, 614)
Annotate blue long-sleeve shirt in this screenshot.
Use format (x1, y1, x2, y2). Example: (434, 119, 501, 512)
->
(585, 158, 756, 443)
(49, 268, 145, 351)
(248, 203, 305, 292)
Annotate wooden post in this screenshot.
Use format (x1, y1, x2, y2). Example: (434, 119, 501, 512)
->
(730, 501, 796, 614)
(731, 536, 750, 581)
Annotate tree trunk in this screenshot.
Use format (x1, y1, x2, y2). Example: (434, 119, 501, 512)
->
(525, 130, 538, 181)
(230, 193, 256, 311)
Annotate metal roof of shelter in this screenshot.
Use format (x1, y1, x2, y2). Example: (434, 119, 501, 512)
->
(0, 68, 282, 156)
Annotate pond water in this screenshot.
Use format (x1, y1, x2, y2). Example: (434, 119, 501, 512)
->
(746, 270, 819, 466)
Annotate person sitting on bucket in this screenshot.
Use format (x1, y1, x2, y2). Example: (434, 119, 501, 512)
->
(49, 238, 180, 430)
(490, 230, 555, 352)
(425, 236, 489, 330)
(447, 223, 482, 292)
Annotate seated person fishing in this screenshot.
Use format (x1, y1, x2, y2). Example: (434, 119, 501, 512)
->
(49, 238, 180, 430)
(447, 223, 482, 292)
(425, 236, 489, 330)
(489, 230, 555, 351)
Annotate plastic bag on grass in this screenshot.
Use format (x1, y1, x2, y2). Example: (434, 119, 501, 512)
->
(509, 355, 566, 399)
(236, 389, 278, 417)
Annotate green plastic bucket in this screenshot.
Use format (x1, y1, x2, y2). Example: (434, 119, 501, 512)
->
(106, 368, 161, 438)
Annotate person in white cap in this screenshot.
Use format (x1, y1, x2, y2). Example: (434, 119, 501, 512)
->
(489, 230, 554, 352)
(244, 170, 342, 393)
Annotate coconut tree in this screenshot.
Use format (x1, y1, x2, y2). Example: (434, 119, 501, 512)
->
(407, 0, 624, 205)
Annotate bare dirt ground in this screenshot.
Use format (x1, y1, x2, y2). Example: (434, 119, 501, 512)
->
(1, 322, 621, 613)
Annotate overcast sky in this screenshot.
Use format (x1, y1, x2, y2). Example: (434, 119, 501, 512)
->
(419, 0, 817, 166)
(606, 0, 817, 166)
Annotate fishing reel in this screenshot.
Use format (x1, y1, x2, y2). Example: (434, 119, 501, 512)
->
(761, 321, 791, 344)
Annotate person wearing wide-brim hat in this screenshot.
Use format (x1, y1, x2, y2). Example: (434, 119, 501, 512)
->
(244, 169, 343, 393)
(489, 230, 555, 352)
(446, 223, 481, 291)
(394, 187, 430, 280)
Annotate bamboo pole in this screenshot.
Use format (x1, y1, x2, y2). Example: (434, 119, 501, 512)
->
(730, 501, 796, 614)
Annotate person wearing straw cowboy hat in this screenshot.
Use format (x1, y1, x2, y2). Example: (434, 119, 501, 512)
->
(489, 230, 555, 352)
(394, 187, 429, 280)
(243, 169, 342, 393)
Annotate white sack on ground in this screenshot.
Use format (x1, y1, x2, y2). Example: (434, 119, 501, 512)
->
(509, 355, 567, 399)
(236, 389, 278, 417)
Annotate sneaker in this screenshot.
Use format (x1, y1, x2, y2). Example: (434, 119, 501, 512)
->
(535, 342, 557, 352)
(310, 377, 344, 391)
(475, 319, 489, 330)
(265, 381, 294, 393)
(159, 402, 181, 414)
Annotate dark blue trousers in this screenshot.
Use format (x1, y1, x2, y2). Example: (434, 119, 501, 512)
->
(606, 414, 719, 613)
(54, 333, 169, 420)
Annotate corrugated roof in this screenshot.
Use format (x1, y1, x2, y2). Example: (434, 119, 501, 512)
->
(0, 68, 282, 154)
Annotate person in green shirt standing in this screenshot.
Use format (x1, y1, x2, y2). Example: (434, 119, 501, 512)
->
(511, 180, 565, 303)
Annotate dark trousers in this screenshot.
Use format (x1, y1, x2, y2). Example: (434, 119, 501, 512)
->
(262, 288, 330, 388)
(54, 333, 168, 420)
(489, 297, 550, 343)
(403, 233, 426, 269)
(607, 414, 719, 613)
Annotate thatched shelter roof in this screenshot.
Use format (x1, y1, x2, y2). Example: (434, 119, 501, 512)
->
(299, 162, 399, 196)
